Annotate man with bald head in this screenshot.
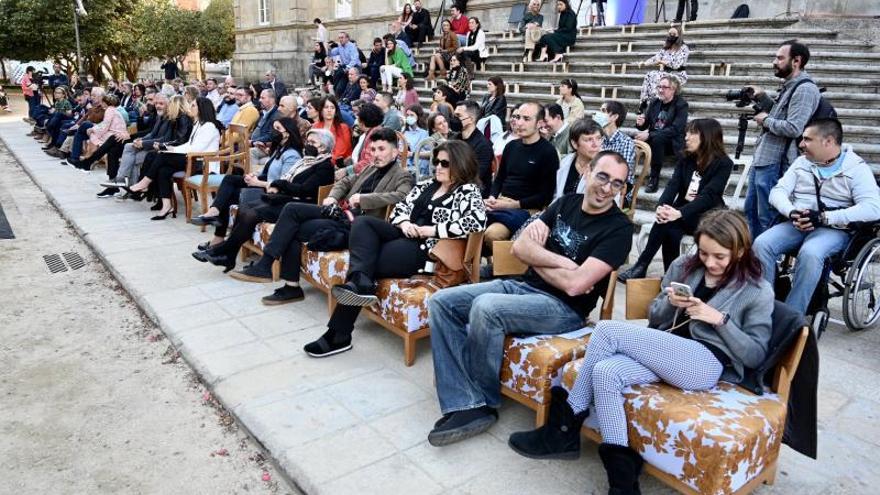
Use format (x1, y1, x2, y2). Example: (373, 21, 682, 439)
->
(278, 94, 311, 137)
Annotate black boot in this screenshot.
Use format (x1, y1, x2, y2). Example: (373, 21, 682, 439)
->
(508, 386, 588, 460)
(617, 261, 649, 283)
(643, 175, 659, 194)
(598, 443, 644, 495)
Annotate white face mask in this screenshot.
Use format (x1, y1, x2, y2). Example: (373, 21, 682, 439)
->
(592, 111, 610, 129)
(405, 115, 417, 126)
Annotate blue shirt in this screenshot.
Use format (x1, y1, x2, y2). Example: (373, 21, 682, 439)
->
(338, 42, 360, 68)
(816, 150, 846, 179)
(216, 101, 239, 127)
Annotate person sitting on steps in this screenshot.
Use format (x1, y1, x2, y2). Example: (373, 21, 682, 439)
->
(634, 75, 689, 194)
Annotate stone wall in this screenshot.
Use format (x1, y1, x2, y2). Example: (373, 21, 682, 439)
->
(232, 0, 880, 86)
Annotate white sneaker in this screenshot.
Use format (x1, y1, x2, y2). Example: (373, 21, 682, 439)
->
(114, 190, 127, 199)
(100, 178, 127, 188)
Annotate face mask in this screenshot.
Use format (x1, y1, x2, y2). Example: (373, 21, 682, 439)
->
(666, 36, 678, 45)
(87, 77, 94, 83)
(304, 144, 319, 157)
(592, 112, 610, 129)
(405, 115, 417, 126)
(270, 129, 283, 143)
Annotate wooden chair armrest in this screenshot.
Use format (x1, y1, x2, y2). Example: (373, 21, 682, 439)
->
(492, 240, 528, 276)
(624, 277, 662, 320)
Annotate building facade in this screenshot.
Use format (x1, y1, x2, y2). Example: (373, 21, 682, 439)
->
(233, 0, 880, 86)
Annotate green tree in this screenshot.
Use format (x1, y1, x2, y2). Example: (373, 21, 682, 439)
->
(198, 0, 234, 64)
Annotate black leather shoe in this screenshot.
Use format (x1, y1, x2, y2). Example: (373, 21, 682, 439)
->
(262, 285, 305, 305)
(191, 215, 222, 227)
(617, 262, 649, 283)
(644, 176, 659, 194)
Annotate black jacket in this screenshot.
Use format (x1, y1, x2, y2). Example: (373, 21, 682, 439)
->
(165, 114, 194, 147)
(268, 158, 335, 204)
(480, 94, 507, 129)
(658, 154, 733, 221)
(140, 116, 174, 147)
(638, 95, 689, 153)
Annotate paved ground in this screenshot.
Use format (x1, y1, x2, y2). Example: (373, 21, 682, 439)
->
(2, 96, 880, 494)
(0, 135, 295, 492)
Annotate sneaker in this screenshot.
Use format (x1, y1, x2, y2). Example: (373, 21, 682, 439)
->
(229, 262, 274, 283)
(114, 190, 128, 200)
(427, 406, 498, 447)
(96, 187, 119, 198)
(261, 285, 305, 305)
(100, 178, 127, 188)
(331, 281, 378, 307)
(303, 334, 352, 358)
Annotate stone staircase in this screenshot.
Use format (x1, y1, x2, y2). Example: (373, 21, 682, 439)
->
(406, 17, 880, 229)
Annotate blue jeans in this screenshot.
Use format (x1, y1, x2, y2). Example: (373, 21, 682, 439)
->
(70, 121, 94, 161)
(754, 221, 851, 314)
(456, 34, 468, 46)
(428, 279, 585, 414)
(26, 93, 41, 119)
(744, 163, 781, 238)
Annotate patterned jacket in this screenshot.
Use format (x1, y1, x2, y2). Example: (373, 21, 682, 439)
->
(391, 180, 487, 251)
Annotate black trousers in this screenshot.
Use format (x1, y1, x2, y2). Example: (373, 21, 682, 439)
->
(80, 136, 127, 179)
(327, 216, 429, 340)
(262, 202, 342, 282)
(212, 200, 288, 258)
(151, 152, 190, 199)
(647, 134, 676, 180)
(211, 175, 262, 237)
(636, 214, 700, 270)
(675, 0, 698, 21)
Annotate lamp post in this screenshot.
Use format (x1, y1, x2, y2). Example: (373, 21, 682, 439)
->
(72, 0, 87, 74)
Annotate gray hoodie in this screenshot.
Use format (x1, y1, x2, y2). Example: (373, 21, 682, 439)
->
(769, 144, 880, 228)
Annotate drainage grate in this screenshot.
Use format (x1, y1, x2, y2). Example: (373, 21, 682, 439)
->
(63, 252, 85, 270)
(43, 251, 86, 274)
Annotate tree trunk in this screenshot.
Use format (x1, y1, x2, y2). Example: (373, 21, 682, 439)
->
(0, 59, 7, 82)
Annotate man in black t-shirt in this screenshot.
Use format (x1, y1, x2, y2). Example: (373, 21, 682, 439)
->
(426, 151, 634, 447)
(485, 101, 559, 247)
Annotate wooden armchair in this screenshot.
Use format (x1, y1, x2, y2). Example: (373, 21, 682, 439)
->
(624, 140, 652, 220)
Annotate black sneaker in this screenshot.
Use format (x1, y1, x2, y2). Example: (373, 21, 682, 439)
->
(427, 406, 498, 447)
(262, 285, 305, 306)
(96, 187, 119, 198)
(331, 281, 378, 307)
(304, 334, 352, 358)
(229, 262, 274, 283)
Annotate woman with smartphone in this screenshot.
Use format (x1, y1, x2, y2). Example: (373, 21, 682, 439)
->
(619, 118, 732, 282)
(508, 209, 772, 494)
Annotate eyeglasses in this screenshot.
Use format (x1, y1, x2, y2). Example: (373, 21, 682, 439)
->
(657, 84, 673, 90)
(592, 172, 626, 192)
(432, 158, 451, 168)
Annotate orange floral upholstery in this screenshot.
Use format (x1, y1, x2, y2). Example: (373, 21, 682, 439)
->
(302, 250, 350, 291)
(366, 279, 436, 333)
(500, 328, 592, 405)
(561, 358, 787, 495)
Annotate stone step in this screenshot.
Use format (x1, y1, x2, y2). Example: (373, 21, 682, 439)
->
(475, 27, 841, 45)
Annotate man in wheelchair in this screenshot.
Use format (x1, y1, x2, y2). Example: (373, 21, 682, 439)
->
(753, 118, 880, 315)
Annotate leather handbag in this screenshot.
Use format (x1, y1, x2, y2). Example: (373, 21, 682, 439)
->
(428, 239, 468, 288)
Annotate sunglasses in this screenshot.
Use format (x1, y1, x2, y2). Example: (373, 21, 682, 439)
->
(433, 158, 451, 168)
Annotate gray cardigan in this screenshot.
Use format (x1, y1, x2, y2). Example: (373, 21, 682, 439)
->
(648, 255, 773, 383)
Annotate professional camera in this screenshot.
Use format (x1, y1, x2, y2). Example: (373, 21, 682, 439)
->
(724, 86, 775, 159)
(32, 70, 46, 87)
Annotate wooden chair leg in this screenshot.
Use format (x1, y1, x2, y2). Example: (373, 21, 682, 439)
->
(239, 246, 249, 262)
(535, 404, 550, 427)
(327, 294, 337, 316)
(404, 334, 416, 367)
(762, 463, 778, 485)
(198, 187, 209, 229)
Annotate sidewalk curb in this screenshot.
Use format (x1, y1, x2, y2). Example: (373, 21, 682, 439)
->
(0, 130, 309, 495)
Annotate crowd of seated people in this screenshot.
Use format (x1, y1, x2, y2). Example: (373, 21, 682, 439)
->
(19, 20, 869, 494)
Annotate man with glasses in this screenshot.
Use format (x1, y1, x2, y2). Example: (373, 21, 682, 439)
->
(230, 88, 260, 132)
(426, 150, 634, 447)
(455, 100, 494, 197)
(634, 75, 688, 193)
(484, 102, 559, 247)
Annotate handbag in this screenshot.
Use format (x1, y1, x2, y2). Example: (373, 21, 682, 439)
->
(428, 238, 469, 288)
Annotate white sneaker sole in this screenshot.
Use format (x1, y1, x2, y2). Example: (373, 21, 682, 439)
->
(331, 286, 378, 307)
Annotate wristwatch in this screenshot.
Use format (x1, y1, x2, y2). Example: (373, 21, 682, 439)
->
(715, 312, 730, 328)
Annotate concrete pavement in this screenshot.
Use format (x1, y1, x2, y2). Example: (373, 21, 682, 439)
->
(2, 120, 879, 494)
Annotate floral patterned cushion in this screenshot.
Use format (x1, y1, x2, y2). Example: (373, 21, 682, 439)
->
(561, 358, 787, 495)
(499, 328, 592, 405)
(301, 250, 350, 291)
(366, 279, 436, 333)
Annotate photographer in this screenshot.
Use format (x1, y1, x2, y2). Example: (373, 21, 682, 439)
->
(753, 119, 880, 315)
(744, 40, 820, 237)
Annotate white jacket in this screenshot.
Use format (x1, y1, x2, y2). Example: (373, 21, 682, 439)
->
(169, 121, 220, 155)
(769, 144, 880, 227)
(461, 30, 489, 59)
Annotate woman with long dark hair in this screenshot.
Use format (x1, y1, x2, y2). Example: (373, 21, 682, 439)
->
(191, 116, 305, 248)
(509, 208, 772, 495)
(555, 78, 584, 124)
(444, 55, 471, 105)
(427, 19, 460, 81)
(312, 95, 352, 166)
(456, 17, 488, 70)
(535, 0, 577, 63)
(480, 76, 508, 128)
(303, 140, 487, 357)
(309, 42, 328, 87)
(639, 26, 689, 104)
(126, 97, 222, 220)
(619, 118, 733, 281)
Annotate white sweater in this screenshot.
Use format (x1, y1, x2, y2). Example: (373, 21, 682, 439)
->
(169, 121, 220, 155)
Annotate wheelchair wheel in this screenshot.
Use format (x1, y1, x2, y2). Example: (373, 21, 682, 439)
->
(811, 310, 829, 339)
(843, 237, 880, 330)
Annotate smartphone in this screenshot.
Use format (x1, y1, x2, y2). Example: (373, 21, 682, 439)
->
(670, 282, 693, 299)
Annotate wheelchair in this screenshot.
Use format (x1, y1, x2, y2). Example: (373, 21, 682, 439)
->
(776, 221, 880, 337)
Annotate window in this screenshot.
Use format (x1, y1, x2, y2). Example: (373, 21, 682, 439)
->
(258, 0, 270, 25)
(335, 0, 352, 19)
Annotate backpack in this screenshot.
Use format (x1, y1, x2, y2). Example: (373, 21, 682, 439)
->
(731, 4, 750, 19)
(778, 78, 838, 167)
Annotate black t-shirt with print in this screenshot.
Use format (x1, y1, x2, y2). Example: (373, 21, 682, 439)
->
(520, 193, 634, 318)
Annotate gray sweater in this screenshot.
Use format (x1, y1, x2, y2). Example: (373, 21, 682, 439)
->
(648, 255, 773, 383)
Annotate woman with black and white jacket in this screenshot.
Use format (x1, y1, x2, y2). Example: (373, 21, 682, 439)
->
(126, 97, 222, 220)
(304, 140, 487, 358)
